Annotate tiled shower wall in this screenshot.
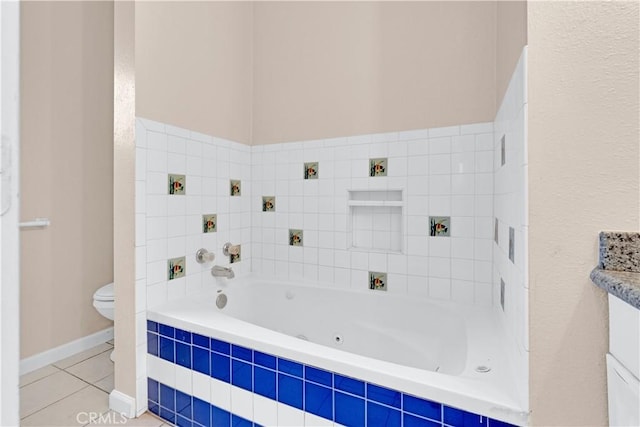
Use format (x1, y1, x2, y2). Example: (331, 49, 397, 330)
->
(251, 124, 495, 304)
(134, 118, 252, 413)
(493, 47, 528, 409)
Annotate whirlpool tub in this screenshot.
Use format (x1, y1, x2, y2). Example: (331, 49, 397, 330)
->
(146, 277, 528, 426)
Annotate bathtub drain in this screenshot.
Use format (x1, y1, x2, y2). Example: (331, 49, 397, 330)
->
(475, 365, 491, 373)
(333, 334, 344, 345)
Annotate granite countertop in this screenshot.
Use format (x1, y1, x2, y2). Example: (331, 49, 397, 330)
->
(590, 231, 640, 310)
(590, 268, 640, 309)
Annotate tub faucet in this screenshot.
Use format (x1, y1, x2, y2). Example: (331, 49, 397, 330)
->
(212, 265, 235, 279)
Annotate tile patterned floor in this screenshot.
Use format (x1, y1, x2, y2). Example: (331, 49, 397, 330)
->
(20, 342, 169, 427)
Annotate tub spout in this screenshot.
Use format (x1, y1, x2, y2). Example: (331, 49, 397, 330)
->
(211, 265, 235, 279)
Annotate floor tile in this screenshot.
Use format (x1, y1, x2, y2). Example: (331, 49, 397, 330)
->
(106, 339, 114, 346)
(94, 373, 114, 393)
(20, 370, 87, 418)
(66, 350, 114, 384)
(91, 411, 165, 426)
(20, 365, 61, 387)
(54, 343, 113, 369)
(21, 385, 109, 426)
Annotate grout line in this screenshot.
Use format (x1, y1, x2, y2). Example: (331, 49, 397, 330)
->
(20, 384, 93, 420)
(19, 365, 62, 388)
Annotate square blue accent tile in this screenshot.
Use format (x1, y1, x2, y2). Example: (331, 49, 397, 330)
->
(368, 401, 401, 427)
(193, 397, 211, 427)
(175, 329, 192, 343)
(403, 394, 441, 421)
(147, 320, 158, 332)
(211, 338, 230, 355)
(443, 406, 484, 427)
(159, 384, 175, 411)
(232, 360, 252, 391)
(147, 332, 159, 357)
(148, 378, 159, 403)
(160, 408, 176, 425)
(176, 415, 193, 427)
(176, 390, 192, 418)
(212, 406, 231, 427)
(488, 419, 518, 427)
(305, 382, 333, 420)
(159, 337, 175, 363)
(232, 345, 252, 362)
(404, 414, 441, 427)
(176, 342, 192, 369)
(159, 324, 175, 338)
(211, 352, 230, 383)
(367, 384, 401, 408)
(193, 346, 210, 376)
(278, 358, 303, 378)
(254, 351, 276, 369)
(149, 401, 160, 416)
(254, 366, 276, 400)
(232, 414, 252, 427)
(335, 391, 365, 427)
(334, 374, 365, 397)
(278, 373, 303, 409)
(193, 333, 210, 349)
(305, 366, 332, 387)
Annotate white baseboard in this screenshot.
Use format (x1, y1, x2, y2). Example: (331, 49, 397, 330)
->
(20, 327, 114, 375)
(109, 390, 136, 418)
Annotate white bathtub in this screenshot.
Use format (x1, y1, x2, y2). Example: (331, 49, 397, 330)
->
(147, 276, 528, 426)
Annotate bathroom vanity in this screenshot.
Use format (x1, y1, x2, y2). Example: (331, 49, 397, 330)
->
(590, 232, 640, 426)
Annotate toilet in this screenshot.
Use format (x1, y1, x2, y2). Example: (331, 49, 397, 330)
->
(93, 282, 115, 321)
(93, 282, 115, 361)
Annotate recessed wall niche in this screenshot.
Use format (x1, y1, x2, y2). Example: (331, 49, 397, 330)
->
(347, 190, 404, 253)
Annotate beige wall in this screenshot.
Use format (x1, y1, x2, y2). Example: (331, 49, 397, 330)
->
(20, 1, 114, 358)
(496, 1, 527, 105)
(135, 1, 253, 144)
(253, 1, 497, 144)
(528, 1, 639, 425)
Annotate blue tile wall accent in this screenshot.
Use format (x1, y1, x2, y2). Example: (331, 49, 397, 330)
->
(254, 351, 276, 369)
(147, 321, 521, 427)
(231, 360, 252, 391)
(335, 373, 365, 396)
(176, 342, 192, 369)
(211, 352, 230, 382)
(444, 406, 485, 427)
(277, 373, 303, 409)
(305, 365, 332, 387)
(367, 383, 402, 408)
(405, 413, 442, 427)
(278, 358, 303, 378)
(368, 401, 401, 427)
(159, 336, 175, 363)
(305, 382, 333, 419)
(193, 346, 210, 376)
(232, 345, 253, 362)
(253, 367, 276, 400)
(404, 394, 442, 421)
(335, 391, 365, 427)
(193, 333, 210, 349)
(147, 332, 159, 357)
(147, 320, 158, 333)
(211, 338, 230, 355)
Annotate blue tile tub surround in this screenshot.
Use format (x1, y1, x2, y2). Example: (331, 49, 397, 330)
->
(146, 320, 519, 427)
